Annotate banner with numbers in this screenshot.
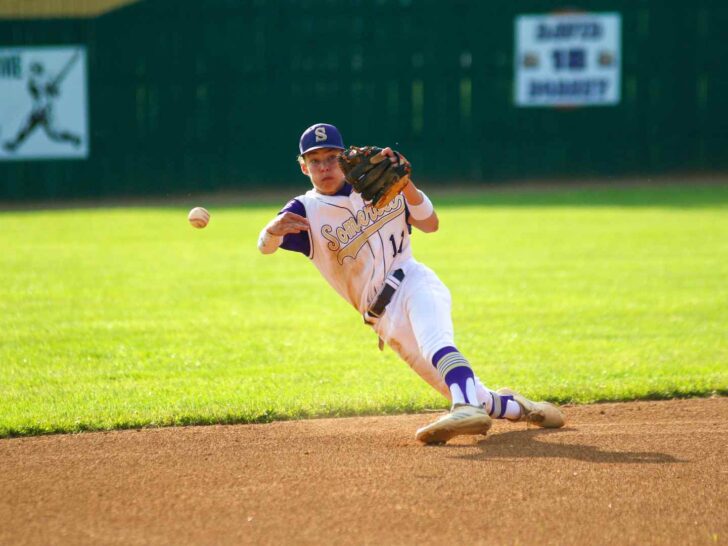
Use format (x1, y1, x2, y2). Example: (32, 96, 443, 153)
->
(0, 45, 89, 160)
(515, 13, 621, 107)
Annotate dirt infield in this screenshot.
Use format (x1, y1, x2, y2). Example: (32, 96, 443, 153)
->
(1, 398, 726, 545)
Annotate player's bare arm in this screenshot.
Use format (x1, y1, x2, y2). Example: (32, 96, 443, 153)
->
(401, 179, 438, 233)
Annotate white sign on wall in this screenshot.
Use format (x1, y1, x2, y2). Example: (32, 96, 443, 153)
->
(515, 13, 621, 107)
(0, 46, 89, 160)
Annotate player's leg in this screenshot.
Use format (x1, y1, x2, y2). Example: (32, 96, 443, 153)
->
(402, 264, 564, 427)
(400, 265, 522, 417)
(4, 112, 41, 150)
(380, 323, 492, 444)
(373, 264, 491, 443)
(42, 118, 81, 147)
(374, 263, 564, 439)
(384, 321, 563, 430)
(396, 265, 480, 405)
(380, 324, 451, 400)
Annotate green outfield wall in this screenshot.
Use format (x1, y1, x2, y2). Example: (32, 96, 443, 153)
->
(1, 0, 727, 200)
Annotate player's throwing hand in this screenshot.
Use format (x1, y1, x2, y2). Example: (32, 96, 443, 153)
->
(265, 212, 309, 236)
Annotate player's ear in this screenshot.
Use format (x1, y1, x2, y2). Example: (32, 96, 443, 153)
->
(299, 159, 310, 176)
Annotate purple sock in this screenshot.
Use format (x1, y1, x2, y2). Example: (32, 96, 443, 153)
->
(432, 346, 477, 405)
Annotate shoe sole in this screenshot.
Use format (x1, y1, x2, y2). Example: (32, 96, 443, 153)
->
(415, 415, 492, 445)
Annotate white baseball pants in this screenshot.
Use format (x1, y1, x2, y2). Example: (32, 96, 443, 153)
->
(370, 258, 457, 400)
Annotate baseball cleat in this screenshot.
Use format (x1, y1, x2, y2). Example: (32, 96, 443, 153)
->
(415, 403, 492, 444)
(497, 388, 565, 428)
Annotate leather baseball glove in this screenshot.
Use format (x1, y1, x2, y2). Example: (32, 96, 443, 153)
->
(337, 146, 411, 208)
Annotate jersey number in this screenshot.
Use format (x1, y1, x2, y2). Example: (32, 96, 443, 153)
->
(389, 231, 404, 257)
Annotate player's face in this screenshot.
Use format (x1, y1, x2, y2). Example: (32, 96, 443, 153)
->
(301, 148, 345, 195)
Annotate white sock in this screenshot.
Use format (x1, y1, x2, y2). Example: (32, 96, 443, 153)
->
(450, 383, 466, 405)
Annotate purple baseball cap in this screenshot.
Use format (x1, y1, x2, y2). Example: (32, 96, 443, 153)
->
(299, 123, 345, 155)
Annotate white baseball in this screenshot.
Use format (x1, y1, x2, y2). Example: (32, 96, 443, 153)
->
(188, 207, 210, 229)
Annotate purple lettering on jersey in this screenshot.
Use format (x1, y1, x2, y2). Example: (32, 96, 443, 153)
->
(279, 198, 310, 256)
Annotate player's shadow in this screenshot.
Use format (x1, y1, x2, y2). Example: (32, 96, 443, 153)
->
(450, 428, 682, 464)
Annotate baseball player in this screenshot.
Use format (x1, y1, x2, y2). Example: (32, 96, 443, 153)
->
(258, 123, 564, 444)
(3, 60, 81, 153)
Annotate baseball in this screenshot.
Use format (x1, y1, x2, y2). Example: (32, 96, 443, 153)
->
(188, 207, 210, 229)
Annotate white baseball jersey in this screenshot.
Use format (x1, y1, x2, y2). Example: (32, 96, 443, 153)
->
(279, 184, 412, 314)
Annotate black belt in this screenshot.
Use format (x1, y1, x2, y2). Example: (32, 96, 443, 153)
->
(364, 268, 405, 323)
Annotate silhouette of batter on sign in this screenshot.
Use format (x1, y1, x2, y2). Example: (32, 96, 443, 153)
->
(4, 52, 82, 152)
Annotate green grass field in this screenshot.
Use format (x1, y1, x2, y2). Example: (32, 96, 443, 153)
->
(1, 183, 727, 437)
